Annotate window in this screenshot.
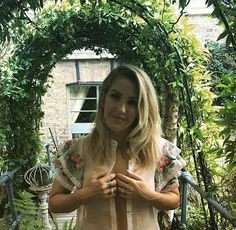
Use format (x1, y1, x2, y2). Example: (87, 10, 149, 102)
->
(67, 82, 101, 138)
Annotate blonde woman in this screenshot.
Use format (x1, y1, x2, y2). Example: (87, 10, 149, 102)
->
(49, 65, 186, 230)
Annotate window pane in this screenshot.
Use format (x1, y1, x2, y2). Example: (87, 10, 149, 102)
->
(82, 99, 97, 110)
(69, 84, 99, 124)
(70, 85, 87, 99)
(72, 111, 96, 123)
(87, 86, 97, 98)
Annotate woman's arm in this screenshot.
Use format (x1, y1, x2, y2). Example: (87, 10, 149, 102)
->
(149, 187, 180, 210)
(49, 180, 89, 213)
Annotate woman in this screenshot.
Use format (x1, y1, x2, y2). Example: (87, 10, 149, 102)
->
(49, 65, 186, 230)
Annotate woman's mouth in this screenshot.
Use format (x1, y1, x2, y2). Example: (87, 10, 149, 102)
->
(112, 115, 126, 121)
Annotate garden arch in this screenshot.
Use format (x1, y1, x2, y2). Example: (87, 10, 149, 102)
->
(2, 0, 211, 194)
(2, 1, 186, 161)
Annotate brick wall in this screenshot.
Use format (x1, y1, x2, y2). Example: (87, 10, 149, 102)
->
(40, 61, 76, 143)
(79, 60, 111, 82)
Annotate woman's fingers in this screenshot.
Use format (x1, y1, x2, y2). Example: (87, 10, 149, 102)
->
(116, 172, 145, 199)
(99, 173, 116, 182)
(105, 179, 117, 189)
(126, 170, 142, 180)
(118, 186, 132, 198)
(117, 177, 131, 190)
(97, 173, 118, 197)
(116, 177, 136, 199)
(105, 186, 117, 195)
(84, 173, 118, 200)
(117, 173, 135, 184)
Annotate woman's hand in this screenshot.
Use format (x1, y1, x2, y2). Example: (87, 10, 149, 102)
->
(81, 173, 117, 201)
(49, 173, 117, 213)
(116, 170, 155, 200)
(117, 170, 180, 210)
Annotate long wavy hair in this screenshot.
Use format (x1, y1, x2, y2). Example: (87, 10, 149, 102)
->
(88, 65, 162, 167)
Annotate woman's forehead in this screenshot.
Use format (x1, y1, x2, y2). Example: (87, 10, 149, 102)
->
(109, 77, 138, 97)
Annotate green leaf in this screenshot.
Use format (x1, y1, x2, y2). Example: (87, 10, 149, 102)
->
(226, 34, 233, 46)
(179, 0, 187, 9)
(217, 30, 228, 41)
(216, 83, 227, 88)
(206, 0, 214, 7)
(211, 7, 220, 17)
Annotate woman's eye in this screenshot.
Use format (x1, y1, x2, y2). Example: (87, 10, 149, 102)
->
(128, 100, 138, 106)
(111, 93, 120, 100)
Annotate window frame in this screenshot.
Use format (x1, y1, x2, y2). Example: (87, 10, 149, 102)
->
(66, 81, 102, 138)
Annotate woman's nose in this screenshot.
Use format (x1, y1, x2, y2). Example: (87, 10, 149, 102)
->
(117, 102, 126, 113)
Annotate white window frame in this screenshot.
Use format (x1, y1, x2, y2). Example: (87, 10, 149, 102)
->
(67, 82, 101, 138)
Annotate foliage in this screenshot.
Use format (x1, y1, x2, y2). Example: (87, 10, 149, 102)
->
(0, 217, 10, 230)
(206, 0, 236, 48)
(204, 41, 236, 219)
(51, 214, 75, 230)
(0, 0, 42, 44)
(206, 42, 235, 104)
(15, 191, 46, 230)
(177, 1, 236, 226)
(0, 191, 45, 229)
(206, 41, 236, 168)
(185, 204, 206, 230)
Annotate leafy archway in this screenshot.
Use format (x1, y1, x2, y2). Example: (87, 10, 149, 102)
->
(1, 1, 190, 162)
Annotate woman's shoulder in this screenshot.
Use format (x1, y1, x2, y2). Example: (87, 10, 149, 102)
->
(59, 134, 90, 154)
(160, 138, 181, 158)
(155, 138, 186, 190)
(158, 138, 185, 171)
(52, 135, 90, 188)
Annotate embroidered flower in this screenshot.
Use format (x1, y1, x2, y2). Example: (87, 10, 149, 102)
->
(60, 139, 76, 154)
(70, 154, 78, 161)
(74, 157, 84, 170)
(164, 159, 171, 165)
(159, 165, 165, 173)
(158, 156, 173, 174)
(66, 140, 76, 148)
(69, 154, 84, 170)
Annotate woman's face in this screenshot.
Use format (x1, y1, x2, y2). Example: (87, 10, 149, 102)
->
(103, 77, 138, 139)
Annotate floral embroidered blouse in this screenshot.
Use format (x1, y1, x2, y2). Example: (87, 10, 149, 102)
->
(53, 135, 186, 230)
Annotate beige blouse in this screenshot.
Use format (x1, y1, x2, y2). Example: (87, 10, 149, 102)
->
(53, 135, 186, 230)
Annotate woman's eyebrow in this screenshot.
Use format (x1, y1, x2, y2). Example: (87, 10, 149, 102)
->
(110, 89, 138, 99)
(110, 89, 121, 95)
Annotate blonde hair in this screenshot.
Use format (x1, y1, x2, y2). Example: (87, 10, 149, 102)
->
(88, 65, 162, 167)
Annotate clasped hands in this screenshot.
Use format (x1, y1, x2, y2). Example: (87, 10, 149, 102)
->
(83, 170, 155, 201)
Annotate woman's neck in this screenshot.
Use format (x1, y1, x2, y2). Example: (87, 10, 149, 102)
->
(113, 137, 127, 149)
